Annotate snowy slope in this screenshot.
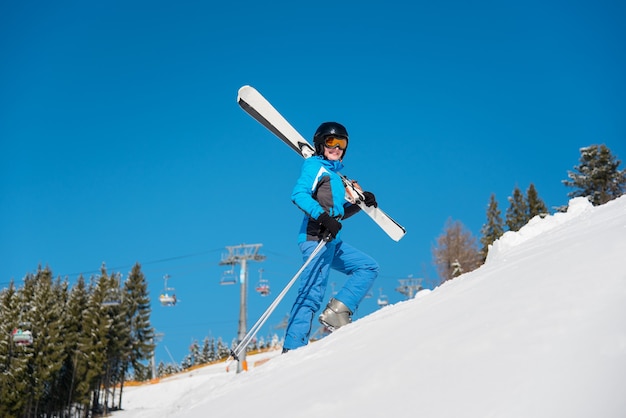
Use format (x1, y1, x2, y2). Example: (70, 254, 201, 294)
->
(116, 196, 626, 418)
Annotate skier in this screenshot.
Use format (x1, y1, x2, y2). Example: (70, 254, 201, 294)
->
(282, 122, 379, 352)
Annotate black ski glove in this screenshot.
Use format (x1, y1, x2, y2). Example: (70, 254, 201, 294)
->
(362, 191, 378, 208)
(317, 212, 342, 241)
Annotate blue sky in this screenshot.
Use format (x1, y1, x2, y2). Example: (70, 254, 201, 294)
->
(1, 0, 624, 365)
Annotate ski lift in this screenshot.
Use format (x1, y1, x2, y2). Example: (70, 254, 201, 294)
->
(220, 266, 237, 285)
(255, 269, 270, 296)
(12, 305, 34, 346)
(159, 274, 177, 306)
(12, 323, 33, 346)
(377, 287, 389, 307)
(159, 293, 177, 306)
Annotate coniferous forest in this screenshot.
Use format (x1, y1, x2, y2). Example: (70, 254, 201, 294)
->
(0, 263, 153, 417)
(0, 261, 281, 418)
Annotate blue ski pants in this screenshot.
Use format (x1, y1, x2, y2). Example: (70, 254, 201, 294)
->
(283, 239, 379, 350)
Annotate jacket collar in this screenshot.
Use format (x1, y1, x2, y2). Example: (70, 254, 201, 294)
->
(315, 155, 344, 172)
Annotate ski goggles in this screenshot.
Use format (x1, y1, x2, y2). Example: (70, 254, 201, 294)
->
(324, 136, 348, 150)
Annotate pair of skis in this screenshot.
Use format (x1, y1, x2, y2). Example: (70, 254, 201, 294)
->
(237, 85, 406, 242)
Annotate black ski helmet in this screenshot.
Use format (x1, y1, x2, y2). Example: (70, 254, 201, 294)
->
(313, 122, 349, 157)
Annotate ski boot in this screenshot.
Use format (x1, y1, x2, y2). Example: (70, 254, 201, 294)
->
(319, 298, 352, 332)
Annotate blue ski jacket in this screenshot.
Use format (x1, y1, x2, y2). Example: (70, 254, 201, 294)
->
(291, 156, 360, 243)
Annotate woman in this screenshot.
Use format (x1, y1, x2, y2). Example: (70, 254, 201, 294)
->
(283, 121, 379, 352)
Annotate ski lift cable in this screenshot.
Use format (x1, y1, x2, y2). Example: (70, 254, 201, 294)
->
(59, 247, 225, 279)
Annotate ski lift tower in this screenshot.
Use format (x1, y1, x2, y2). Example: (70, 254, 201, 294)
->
(395, 276, 423, 300)
(219, 243, 265, 373)
(150, 332, 164, 379)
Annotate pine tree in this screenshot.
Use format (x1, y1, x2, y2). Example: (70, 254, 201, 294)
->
(101, 271, 129, 413)
(188, 340, 201, 367)
(75, 271, 112, 414)
(64, 275, 90, 415)
(432, 218, 482, 283)
(479, 194, 505, 261)
(29, 268, 68, 416)
(506, 186, 529, 232)
(48, 276, 75, 415)
(216, 338, 230, 360)
(257, 336, 266, 350)
(182, 354, 193, 370)
(201, 336, 217, 364)
(0, 281, 30, 417)
(123, 263, 155, 379)
(157, 361, 166, 377)
(526, 183, 549, 219)
(563, 144, 626, 205)
(157, 361, 179, 377)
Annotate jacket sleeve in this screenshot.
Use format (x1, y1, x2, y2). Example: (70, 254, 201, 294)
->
(342, 202, 362, 220)
(291, 159, 326, 220)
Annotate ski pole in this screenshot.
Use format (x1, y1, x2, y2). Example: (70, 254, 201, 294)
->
(227, 238, 327, 367)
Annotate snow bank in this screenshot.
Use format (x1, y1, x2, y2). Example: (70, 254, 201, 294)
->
(487, 196, 593, 262)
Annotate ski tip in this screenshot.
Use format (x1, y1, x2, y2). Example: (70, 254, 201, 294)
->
(237, 85, 255, 101)
(392, 231, 407, 242)
(389, 224, 407, 242)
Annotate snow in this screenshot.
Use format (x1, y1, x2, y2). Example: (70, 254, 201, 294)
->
(115, 196, 626, 418)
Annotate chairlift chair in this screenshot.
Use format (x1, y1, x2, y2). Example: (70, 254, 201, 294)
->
(13, 308, 34, 346)
(255, 279, 270, 296)
(220, 266, 238, 285)
(255, 269, 270, 296)
(377, 288, 389, 307)
(12, 327, 33, 346)
(159, 293, 177, 306)
(160, 274, 177, 306)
